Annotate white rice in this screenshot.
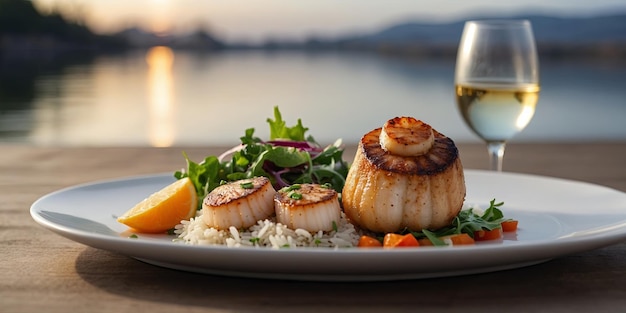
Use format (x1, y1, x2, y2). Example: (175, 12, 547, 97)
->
(173, 211, 361, 249)
(173, 203, 484, 249)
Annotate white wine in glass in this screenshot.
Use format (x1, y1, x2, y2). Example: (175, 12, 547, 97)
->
(455, 20, 540, 171)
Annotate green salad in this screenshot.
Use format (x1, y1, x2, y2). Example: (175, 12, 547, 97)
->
(175, 106, 349, 209)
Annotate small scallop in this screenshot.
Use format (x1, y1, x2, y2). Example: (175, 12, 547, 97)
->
(202, 177, 276, 230)
(274, 184, 341, 232)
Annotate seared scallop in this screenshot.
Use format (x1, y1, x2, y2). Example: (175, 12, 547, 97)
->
(342, 117, 466, 233)
(202, 177, 276, 230)
(274, 184, 341, 232)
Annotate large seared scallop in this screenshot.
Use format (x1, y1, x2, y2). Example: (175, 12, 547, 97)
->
(342, 117, 465, 233)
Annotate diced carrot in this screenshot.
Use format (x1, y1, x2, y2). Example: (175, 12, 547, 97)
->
(383, 233, 419, 248)
(383, 233, 403, 247)
(442, 233, 475, 245)
(474, 227, 503, 241)
(501, 220, 519, 232)
(417, 238, 434, 246)
(400, 234, 419, 247)
(357, 235, 383, 248)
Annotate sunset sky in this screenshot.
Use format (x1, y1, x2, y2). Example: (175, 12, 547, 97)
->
(33, 0, 626, 43)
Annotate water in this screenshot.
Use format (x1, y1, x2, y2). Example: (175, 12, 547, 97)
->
(1, 48, 625, 147)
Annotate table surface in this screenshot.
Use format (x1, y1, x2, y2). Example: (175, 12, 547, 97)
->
(2, 142, 626, 313)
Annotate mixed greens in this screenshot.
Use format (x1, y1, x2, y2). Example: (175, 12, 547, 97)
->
(414, 199, 510, 246)
(174, 107, 350, 209)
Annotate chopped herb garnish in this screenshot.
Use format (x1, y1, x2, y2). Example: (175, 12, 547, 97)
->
(332, 221, 338, 232)
(286, 184, 302, 191)
(240, 182, 254, 189)
(289, 192, 303, 200)
(129, 234, 138, 239)
(250, 237, 260, 244)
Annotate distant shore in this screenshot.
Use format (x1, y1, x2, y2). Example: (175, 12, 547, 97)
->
(2, 37, 626, 62)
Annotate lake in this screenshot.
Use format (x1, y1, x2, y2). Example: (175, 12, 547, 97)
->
(1, 47, 624, 147)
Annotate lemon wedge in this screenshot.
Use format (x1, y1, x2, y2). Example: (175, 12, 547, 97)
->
(117, 177, 197, 233)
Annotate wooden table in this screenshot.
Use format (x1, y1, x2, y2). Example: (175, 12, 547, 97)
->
(2, 142, 626, 313)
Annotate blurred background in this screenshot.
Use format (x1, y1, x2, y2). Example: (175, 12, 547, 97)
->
(1, 0, 625, 147)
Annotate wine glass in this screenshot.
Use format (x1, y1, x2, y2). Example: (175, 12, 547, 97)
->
(454, 20, 540, 171)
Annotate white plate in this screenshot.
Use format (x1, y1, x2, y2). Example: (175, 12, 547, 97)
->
(31, 170, 626, 281)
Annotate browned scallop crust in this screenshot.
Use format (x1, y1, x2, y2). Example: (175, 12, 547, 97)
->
(202, 177, 276, 230)
(361, 127, 460, 176)
(204, 176, 270, 207)
(274, 184, 337, 206)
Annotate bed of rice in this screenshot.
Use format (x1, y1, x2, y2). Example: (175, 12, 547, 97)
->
(173, 211, 362, 249)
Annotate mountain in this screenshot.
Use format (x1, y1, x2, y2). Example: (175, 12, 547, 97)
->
(298, 13, 626, 58)
(342, 14, 626, 45)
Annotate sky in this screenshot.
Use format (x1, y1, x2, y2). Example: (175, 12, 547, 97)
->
(33, 0, 626, 43)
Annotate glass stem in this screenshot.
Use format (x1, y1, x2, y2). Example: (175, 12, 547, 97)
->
(487, 141, 506, 172)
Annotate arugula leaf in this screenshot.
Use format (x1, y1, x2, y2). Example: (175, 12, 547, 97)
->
(267, 106, 308, 141)
(240, 128, 261, 145)
(260, 146, 311, 168)
(480, 199, 505, 221)
(421, 229, 447, 246)
(174, 152, 223, 209)
(406, 199, 508, 240)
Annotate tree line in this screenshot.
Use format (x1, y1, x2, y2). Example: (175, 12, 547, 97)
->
(0, 0, 126, 51)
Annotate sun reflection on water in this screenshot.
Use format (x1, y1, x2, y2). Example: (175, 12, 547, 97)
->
(146, 46, 175, 147)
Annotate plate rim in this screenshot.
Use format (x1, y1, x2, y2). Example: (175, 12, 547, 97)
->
(29, 169, 626, 281)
